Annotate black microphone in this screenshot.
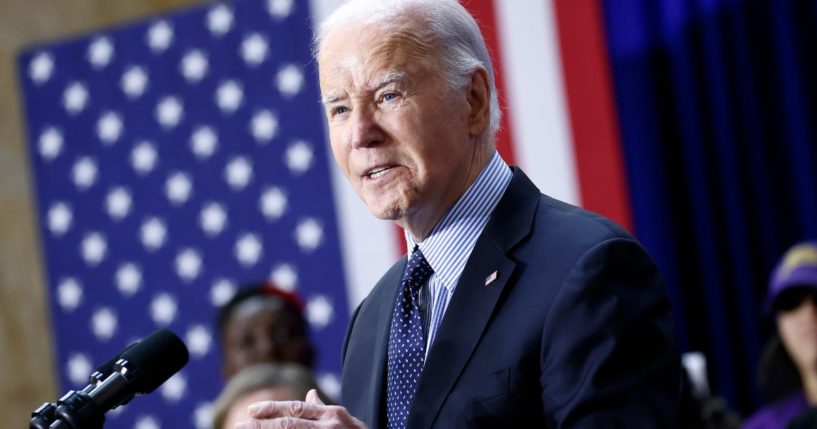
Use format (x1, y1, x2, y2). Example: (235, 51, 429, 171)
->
(30, 328, 189, 429)
(30, 342, 137, 429)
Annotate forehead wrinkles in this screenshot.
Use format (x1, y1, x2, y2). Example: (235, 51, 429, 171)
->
(370, 29, 435, 68)
(320, 27, 438, 95)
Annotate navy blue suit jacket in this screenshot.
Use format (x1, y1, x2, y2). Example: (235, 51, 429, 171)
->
(340, 168, 680, 428)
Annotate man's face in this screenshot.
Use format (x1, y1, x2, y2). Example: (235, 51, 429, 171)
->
(318, 23, 483, 237)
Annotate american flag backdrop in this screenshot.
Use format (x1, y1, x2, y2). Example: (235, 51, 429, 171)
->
(18, 0, 628, 428)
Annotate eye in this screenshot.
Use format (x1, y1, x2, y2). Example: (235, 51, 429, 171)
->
(330, 105, 348, 117)
(380, 92, 399, 103)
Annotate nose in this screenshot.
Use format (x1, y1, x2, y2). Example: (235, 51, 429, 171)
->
(349, 104, 385, 149)
(253, 336, 277, 361)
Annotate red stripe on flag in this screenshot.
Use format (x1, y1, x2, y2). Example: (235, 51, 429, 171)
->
(462, 0, 516, 164)
(552, 0, 633, 231)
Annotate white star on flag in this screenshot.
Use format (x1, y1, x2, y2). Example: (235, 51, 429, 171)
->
(151, 293, 178, 325)
(267, 0, 294, 19)
(48, 202, 72, 236)
(241, 33, 268, 66)
(131, 141, 158, 175)
(210, 279, 237, 307)
(270, 263, 297, 291)
(87, 37, 114, 69)
(39, 127, 63, 161)
(80, 232, 107, 266)
(225, 157, 253, 190)
(216, 80, 243, 113)
(286, 140, 313, 175)
(156, 96, 184, 129)
(161, 372, 187, 402)
(295, 218, 323, 252)
(200, 202, 228, 236)
(185, 325, 212, 358)
(307, 295, 333, 329)
(91, 307, 118, 341)
(181, 50, 208, 83)
(190, 126, 218, 160)
(140, 217, 167, 251)
(116, 263, 142, 297)
(121, 66, 149, 99)
(317, 373, 342, 401)
(175, 248, 202, 281)
(57, 278, 83, 311)
(97, 111, 124, 144)
(250, 110, 278, 143)
(260, 187, 287, 221)
(193, 403, 214, 429)
(207, 5, 233, 36)
(235, 233, 263, 267)
(63, 82, 89, 115)
(72, 157, 98, 190)
(165, 172, 193, 205)
(277, 64, 304, 98)
(147, 20, 174, 52)
(66, 353, 92, 386)
(29, 52, 54, 84)
(106, 187, 133, 220)
(134, 416, 159, 429)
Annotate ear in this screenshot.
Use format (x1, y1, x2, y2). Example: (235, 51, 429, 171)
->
(466, 67, 491, 137)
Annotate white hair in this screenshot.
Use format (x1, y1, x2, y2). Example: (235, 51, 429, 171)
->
(313, 0, 502, 140)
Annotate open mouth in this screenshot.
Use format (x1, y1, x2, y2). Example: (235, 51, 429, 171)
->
(366, 166, 395, 179)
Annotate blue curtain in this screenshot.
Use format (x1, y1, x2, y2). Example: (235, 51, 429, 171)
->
(601, 0, 817, 414)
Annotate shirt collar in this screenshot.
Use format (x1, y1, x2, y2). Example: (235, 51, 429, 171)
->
(405, 151, 512, 292)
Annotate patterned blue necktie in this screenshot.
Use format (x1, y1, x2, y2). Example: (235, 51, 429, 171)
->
(386, 246, 433, 429)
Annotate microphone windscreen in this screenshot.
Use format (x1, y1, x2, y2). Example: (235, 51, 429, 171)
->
(120, 328, 189, 394)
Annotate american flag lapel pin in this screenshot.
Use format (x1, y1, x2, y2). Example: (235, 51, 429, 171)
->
(484, 270, 498, 286)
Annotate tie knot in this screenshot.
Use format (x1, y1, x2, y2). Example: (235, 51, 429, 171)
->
(403, 247, 433, 290)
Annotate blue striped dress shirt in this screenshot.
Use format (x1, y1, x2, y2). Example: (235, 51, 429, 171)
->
(405, 151, 513, 357)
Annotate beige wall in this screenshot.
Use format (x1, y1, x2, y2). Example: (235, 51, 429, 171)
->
(0, 1, 200, 425)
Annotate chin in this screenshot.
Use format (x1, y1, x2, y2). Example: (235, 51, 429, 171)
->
(364, 199, 405, 222)
(370, 206, 403, 221)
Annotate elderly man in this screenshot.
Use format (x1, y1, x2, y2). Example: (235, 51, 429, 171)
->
(237, 0, 680, 428)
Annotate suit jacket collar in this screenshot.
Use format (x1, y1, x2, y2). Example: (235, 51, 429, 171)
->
(366, 259, 406, 428)
(406, 167, 540, 429)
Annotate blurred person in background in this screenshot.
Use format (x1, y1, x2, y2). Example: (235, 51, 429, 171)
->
(212, 363, 330, 429)
(216, 282, 315, 380)
(743, 241, 817, 429)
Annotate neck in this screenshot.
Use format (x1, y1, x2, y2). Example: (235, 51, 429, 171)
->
(803, 368, 817, 404)
(401, 142, 494, 241)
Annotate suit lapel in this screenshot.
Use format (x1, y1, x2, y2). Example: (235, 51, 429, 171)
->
(407, 168, 540, 429)
(367, 258, 405, 428)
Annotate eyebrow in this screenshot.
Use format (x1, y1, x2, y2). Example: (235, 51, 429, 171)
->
(320, 71, 408, 106)
(368, 70, 407, 93)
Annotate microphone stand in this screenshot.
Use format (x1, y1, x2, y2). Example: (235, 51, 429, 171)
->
(30, 359, 134, 429)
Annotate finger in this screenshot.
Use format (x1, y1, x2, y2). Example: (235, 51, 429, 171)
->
(305, 389, 325, 405)
(235, 417, 318, 429)
(248, 400, 326, 420)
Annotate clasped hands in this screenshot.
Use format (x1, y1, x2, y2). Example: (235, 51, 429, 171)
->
(234, 389, 367, 429)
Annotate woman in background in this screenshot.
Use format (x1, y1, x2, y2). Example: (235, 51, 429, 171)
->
(743, 241, 817, 429)
(212, 363, 330, 429)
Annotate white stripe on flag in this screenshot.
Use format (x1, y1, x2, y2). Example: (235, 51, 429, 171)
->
(495, 0, 580, 206)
